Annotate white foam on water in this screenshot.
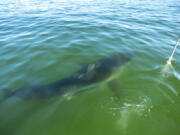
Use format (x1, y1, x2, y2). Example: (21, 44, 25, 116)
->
(112, 96, 153, 133)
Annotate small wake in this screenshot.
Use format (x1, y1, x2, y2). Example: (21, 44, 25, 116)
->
(161, 63, 174, 78)
(161, 36, 180, 78)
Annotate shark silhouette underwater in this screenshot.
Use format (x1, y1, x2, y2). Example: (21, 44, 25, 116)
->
(2, 52, 134, 100)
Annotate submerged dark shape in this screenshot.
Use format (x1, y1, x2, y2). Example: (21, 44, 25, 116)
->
(4, 52, 134, 100)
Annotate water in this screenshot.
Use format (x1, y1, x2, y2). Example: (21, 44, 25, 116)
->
(0, 0, 180, 135)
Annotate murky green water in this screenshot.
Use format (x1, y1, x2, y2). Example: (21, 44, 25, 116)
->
(0, 0, 180, 135)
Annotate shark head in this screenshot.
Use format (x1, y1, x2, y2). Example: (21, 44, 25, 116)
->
(111, 51, 135, 67)
(88, 51, 135, 78)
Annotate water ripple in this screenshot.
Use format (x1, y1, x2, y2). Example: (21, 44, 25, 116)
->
(0, 0, 180, 134)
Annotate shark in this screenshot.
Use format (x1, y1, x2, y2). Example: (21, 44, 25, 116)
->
(2, 52, 134, 100)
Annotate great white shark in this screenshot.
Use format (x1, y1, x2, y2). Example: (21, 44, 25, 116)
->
(1, 52, 134, 100)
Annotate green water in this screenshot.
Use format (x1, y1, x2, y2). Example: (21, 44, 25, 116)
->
(0, 0, 180, 135)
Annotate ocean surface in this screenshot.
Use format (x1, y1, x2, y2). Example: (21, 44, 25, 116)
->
(0, 0, 180, 135)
